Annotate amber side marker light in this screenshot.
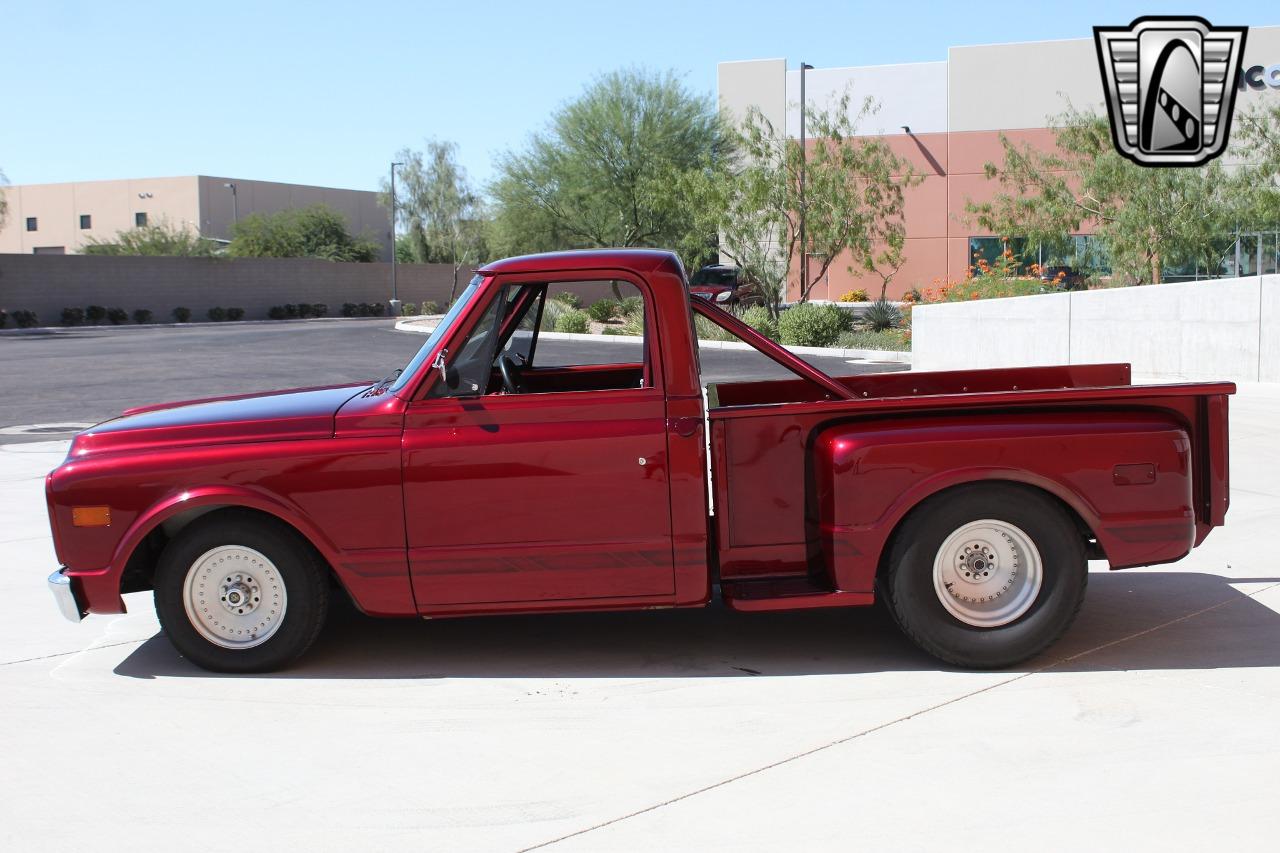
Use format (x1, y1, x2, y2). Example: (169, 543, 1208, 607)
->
(71, 506, 111, 527)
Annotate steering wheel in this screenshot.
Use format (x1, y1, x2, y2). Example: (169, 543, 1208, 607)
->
(498, 355, 523, 394)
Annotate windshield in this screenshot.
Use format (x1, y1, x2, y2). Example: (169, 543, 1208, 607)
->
(389, 277, 483, 394)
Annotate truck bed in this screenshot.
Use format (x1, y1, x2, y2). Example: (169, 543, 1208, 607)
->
(705, 363, 1233, 606)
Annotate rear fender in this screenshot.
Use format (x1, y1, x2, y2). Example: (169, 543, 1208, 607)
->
(815, 411, 1195, 593)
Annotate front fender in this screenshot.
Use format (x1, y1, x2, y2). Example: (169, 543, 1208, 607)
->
(70, 484, 346, 616)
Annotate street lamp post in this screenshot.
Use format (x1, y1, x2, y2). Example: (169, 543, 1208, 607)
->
(799, 62, 813, 300)
(389, 161, 404, 316)
(222, 182, 238, 229)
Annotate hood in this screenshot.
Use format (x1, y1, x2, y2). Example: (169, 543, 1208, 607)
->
(69, 383, 371, 457)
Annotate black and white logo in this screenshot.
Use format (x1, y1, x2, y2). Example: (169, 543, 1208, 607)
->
(1094, 17, 1248, 167)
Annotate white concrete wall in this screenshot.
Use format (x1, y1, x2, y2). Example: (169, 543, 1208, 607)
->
(913, 275, 1279, 383)
(785, 61, 947, 137)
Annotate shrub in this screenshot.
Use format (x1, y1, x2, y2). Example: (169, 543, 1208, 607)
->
(421, 300, 440, 315)
(618, 308, 645, 337)
(13, 310, 39, 328)
(268, 306, 287, 320)
(618, 295, 643, 316)
(371, 302, 386, 317)
(226, 307, 245, 321)
(61, 307, 85, 326)
(837, 289, 870, 303)
(207, 306, 227, 322)
(312, 303, 328, 318)
(836, 328, 911, 352)
(551, 291, 582, 308)
(778, 302, 851, 347)
(341, 302, 358, 317)
(106, 307, 128, 325)
(298, 303, 315, 319)
(401, 302, 419, 316)
(737, 305, 779, 341)
(281, 303, 299, 319)
(587, 299, 617, 323)
(172, 306, 192, 323)
(554, 309, 590, 334)
(132, 309, 152, 324)
(864, 298, 903, 332)
(0, 309, 7, 329)
(601, 327, 629, 336)
(694, 315, 738, 342)
(85, 305, 107, 325)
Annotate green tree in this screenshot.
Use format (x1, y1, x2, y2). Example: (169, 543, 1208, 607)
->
(383, 139, 487, 301)
(228, 204, 381, 262)
(683, 92, 918, 312)
(1228, 103, 1280, 226)
(489, 67, 731, 269)
(83, 220, 219, 256)
(967, 109, 1242, 284)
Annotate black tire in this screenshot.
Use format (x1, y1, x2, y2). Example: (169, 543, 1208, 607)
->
(882, 484, 1087, 669)
(154, 510, 330, 673)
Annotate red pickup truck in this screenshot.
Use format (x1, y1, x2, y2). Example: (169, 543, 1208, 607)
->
(45, 249, 1232, 673)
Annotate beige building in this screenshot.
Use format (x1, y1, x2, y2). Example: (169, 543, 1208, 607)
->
(0, 176, 391, 258)
(720, 23, 1280, 299)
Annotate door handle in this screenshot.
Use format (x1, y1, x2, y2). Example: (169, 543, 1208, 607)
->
(667, 416, 700, 438)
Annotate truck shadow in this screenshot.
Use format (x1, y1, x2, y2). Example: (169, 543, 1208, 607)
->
(113, 571, 1280, 680)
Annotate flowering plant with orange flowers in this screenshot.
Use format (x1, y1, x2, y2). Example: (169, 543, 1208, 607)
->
(915, 240, 1066, 304)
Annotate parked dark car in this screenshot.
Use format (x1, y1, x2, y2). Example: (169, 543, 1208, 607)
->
(688, 264, 762, 307)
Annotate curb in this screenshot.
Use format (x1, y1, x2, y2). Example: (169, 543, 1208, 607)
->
(393, 317, 912, 364)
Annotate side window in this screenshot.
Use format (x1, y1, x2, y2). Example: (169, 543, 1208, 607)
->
(537, 280, 647, 368)
(430, 279, 653, 399)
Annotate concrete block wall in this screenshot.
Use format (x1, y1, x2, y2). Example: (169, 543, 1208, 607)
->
(0, 254, 474, 325)
(913, 274, 1279, 383)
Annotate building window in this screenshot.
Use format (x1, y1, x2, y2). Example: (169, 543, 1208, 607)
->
(135, 212, 148, 227)
(80, 214, 92, 229)
(968, 236, 1032, 275)
(26, 217, 37, 232)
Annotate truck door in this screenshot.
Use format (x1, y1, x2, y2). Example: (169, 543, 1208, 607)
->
(401, 272, 676, 607)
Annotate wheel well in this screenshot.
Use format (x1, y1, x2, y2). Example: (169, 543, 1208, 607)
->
(119, 505, 339, 595)
(873, 480, 1103, 581)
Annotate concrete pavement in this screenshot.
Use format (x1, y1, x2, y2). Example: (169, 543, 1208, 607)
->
(1, 387, 1278, 851)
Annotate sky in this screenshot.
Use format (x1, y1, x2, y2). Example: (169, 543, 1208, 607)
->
(1, 0, 1274, 197)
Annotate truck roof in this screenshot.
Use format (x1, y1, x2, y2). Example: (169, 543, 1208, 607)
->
(478, 248, 684, 277)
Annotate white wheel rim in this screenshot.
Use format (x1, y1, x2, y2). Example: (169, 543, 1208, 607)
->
(182, 546, 287, 649)
(932, 519, 1043, 628)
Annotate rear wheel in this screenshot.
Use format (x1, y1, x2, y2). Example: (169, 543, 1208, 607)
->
(154, 512, 329, 673)
(882, 485, 1087, 669)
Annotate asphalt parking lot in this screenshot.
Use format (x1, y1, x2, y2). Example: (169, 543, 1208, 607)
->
(0, 319, 902, 443)
(1, 325, 1278, 851)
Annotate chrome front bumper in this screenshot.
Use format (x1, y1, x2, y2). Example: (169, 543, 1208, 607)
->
(48, 569, 85, 623)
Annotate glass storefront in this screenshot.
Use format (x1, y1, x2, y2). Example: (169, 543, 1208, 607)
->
(967, 235, 1110, 278)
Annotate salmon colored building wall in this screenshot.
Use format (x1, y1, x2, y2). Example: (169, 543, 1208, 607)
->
(799, 127, 1071, 301)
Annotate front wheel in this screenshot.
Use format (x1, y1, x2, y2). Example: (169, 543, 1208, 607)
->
(882, 485, 1087, 669)
(154, 512, 330, 673)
